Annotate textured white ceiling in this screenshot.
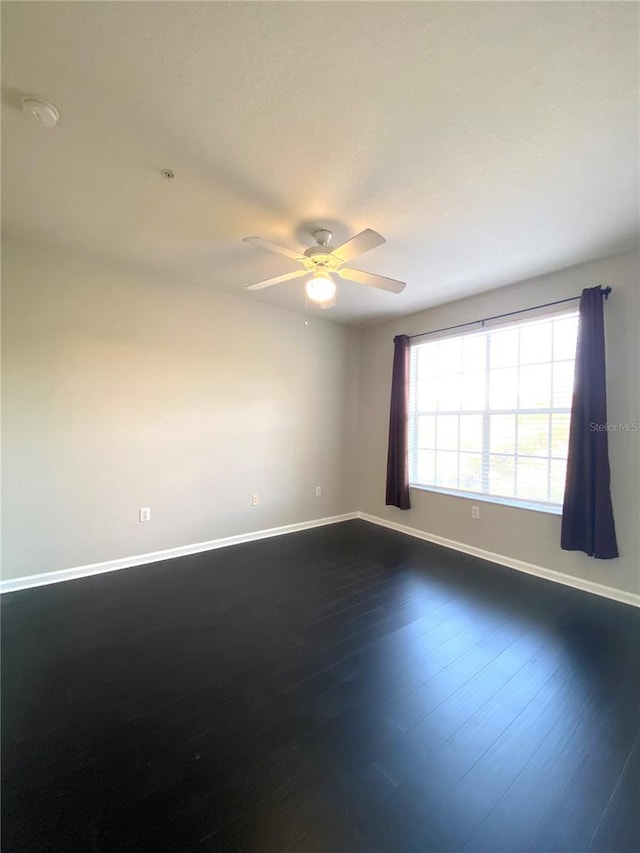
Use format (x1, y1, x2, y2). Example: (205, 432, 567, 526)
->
(2, 2, 638, 326)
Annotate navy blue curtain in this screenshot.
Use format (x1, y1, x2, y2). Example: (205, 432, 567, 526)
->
(386, 335, 411, 510)
(561, 287, 618, 558)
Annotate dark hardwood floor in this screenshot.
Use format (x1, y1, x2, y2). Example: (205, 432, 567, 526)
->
(2, 519, 639, 852)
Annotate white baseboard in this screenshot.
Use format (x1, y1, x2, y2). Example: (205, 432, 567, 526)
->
(3, 510, 638, 608)
(357, 511, 640, 609)
(0, 513, 359, 594)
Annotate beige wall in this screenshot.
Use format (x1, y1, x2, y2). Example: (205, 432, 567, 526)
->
(356, 251, 640, 597)
(1, 238, 359, 579)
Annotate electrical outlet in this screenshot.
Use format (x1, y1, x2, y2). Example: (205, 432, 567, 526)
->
(139, 507, 151, 523)
(315, 486, 322, 497)
(251, 494, 259, 507)
(471, 506, 480, 519)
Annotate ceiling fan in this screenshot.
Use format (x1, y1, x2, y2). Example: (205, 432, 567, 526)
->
(243, 228, 406, 308)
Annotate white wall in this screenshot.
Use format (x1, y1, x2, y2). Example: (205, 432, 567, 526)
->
(356, 251, 640, 597)
(1, 238, 359, 580)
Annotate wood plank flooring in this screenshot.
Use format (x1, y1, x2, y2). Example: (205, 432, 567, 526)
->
(2, 519, 639, 852)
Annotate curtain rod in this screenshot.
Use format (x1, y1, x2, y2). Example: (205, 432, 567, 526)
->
(408, 286, 612, 342)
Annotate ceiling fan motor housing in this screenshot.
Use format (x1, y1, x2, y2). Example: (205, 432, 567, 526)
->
(304, 231, 342, 270)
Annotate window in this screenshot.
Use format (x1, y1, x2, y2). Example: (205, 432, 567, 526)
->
(409, 311, 579, 512)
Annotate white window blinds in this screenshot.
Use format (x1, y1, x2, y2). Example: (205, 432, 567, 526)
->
(409, 311, 579, 510)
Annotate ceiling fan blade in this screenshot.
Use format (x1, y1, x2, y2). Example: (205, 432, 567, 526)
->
(243, 236, 304, 262)
(332, 229, 385, 264)
(246, 269, 307, 291)
(337, 267, 406, 294)
(320, 296, 337, 310)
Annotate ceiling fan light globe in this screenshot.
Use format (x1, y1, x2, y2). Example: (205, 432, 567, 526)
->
(306, 274, 336, 303)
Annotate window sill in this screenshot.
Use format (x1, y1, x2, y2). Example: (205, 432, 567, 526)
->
(409, 484, 563, 516)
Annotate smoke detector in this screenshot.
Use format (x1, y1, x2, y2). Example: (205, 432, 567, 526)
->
(22, 97, 59, 128)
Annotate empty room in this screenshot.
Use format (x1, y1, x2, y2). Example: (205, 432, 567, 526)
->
(1, 2, 639, 852)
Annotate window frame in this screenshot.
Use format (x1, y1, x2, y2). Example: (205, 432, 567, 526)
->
(408, 308, 579, 515)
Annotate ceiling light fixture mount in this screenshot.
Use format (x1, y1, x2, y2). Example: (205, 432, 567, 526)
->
(310, 229, 332, 248)
(22, 97, 59, 128)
